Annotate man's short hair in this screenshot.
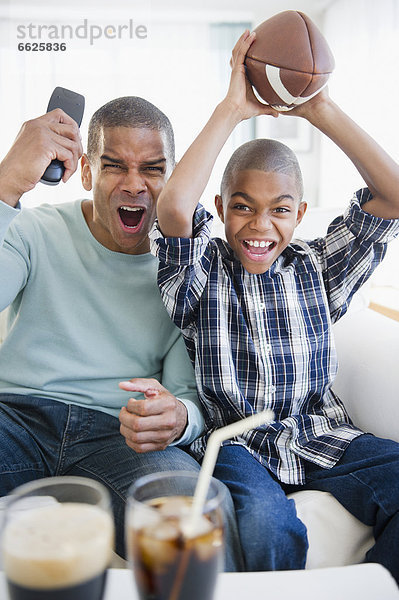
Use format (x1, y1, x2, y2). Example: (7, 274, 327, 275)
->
(87, 96, 175, 164)
(221, 138, 304, 201)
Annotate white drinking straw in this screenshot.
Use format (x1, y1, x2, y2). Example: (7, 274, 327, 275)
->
(185, 409, 274, 536)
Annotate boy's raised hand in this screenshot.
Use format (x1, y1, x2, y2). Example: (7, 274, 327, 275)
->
(283, 86, 332, 123)
(224, 30, 279, 122)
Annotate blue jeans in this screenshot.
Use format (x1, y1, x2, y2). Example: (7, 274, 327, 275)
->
(0, 394, 243, 571)
(214, 435, 399, 583)
(213, 445, 308, 572)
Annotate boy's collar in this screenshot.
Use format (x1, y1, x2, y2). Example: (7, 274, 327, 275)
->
(285, 241, 308, 257)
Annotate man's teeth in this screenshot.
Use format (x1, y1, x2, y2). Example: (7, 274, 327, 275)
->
(120, 206, 142, 212)
(245, 240, 273, 248)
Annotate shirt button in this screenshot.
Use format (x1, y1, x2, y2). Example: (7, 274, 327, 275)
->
(270, 385, 276, 394)
(259, 302, 266, 310)
(265, 343, 272, 353)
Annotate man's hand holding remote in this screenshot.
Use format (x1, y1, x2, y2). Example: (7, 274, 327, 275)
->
(0, 109, 83, 207)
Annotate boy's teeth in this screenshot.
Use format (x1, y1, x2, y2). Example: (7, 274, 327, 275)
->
(245, 240, 272, 248)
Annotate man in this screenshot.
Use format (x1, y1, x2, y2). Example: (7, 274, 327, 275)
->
(0, 96, 242, 569)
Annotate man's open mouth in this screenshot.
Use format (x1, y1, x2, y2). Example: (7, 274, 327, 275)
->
(118, 206, 145, 230)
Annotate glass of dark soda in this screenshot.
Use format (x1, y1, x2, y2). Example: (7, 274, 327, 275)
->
(126, 471, 225, 600)
(1, 476, 114, 600)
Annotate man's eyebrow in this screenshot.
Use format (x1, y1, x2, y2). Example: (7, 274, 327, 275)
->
(99, 155, 167, 166)
(142, 158, 167, 166)
(100, 154, 125, 164)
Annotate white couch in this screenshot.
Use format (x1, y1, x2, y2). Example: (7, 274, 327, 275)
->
(290, 306, 399, 569)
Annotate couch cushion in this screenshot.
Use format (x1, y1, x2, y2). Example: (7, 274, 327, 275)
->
(333, 308, 399, 443)
(288, 490, 374, 569)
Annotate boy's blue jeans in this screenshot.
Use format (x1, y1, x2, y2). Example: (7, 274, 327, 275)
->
(214, 435, 399, 583)
(0, 394, 243, 571)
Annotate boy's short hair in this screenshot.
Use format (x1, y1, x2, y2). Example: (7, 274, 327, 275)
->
(221, 138, 304, 201)
(87, 96, 175, 164)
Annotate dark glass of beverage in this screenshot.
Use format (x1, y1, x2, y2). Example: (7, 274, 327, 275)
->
(126, 471, 225, 600)
(1, 477, 114, 600)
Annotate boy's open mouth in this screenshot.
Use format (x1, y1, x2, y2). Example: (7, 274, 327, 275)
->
(242, 239, 277, 256)
(118, 206, 145, 230)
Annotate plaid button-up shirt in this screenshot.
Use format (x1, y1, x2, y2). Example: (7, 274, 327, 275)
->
(150, 189, 399, 484)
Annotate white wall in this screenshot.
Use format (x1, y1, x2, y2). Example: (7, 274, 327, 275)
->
(319, 0, 399, 207)
(318, 0, 399, 290)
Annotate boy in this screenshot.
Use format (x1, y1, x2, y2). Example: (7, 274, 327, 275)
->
(149, 31, 399, 577)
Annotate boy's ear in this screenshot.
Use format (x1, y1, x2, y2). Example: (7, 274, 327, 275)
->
(215, 195, 225, 223)
(295, 201, 307, 227)
(81, 154, 93, 191)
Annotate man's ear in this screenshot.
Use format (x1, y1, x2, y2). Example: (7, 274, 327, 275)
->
(81, 154, 93, 191)
(295, 201, 307, 227)
(215, 195, 225, 223)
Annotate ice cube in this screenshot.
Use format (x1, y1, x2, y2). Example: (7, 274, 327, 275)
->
(128, 503, 162, 531)
(180, 514, 212, 539)
(139, 522, 180, 571)
(193, 527, 223, 562)
(151, 521, 180, 541)
(158, 496, 191, 520)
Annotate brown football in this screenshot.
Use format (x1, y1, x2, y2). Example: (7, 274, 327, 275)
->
(245, 11, 335, 111)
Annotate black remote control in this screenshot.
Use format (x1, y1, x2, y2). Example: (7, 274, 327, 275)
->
(40, 87, 85, 186)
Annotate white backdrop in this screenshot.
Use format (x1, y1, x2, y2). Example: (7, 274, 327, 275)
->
(320, 0, 399, 290)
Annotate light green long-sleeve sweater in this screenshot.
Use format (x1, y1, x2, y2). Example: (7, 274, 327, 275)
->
(0, 199, 203, 445)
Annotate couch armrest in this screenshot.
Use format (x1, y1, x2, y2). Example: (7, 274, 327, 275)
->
(333, 308, 399, 442)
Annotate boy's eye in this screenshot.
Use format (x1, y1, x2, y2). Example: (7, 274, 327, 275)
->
(233, 203, 251, 212)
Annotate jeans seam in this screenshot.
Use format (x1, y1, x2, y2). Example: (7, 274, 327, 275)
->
(0, 464, 43, 475)
(55, 403, 72, 476)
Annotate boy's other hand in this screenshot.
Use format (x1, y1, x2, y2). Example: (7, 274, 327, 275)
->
(284, 87, 333, 123)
